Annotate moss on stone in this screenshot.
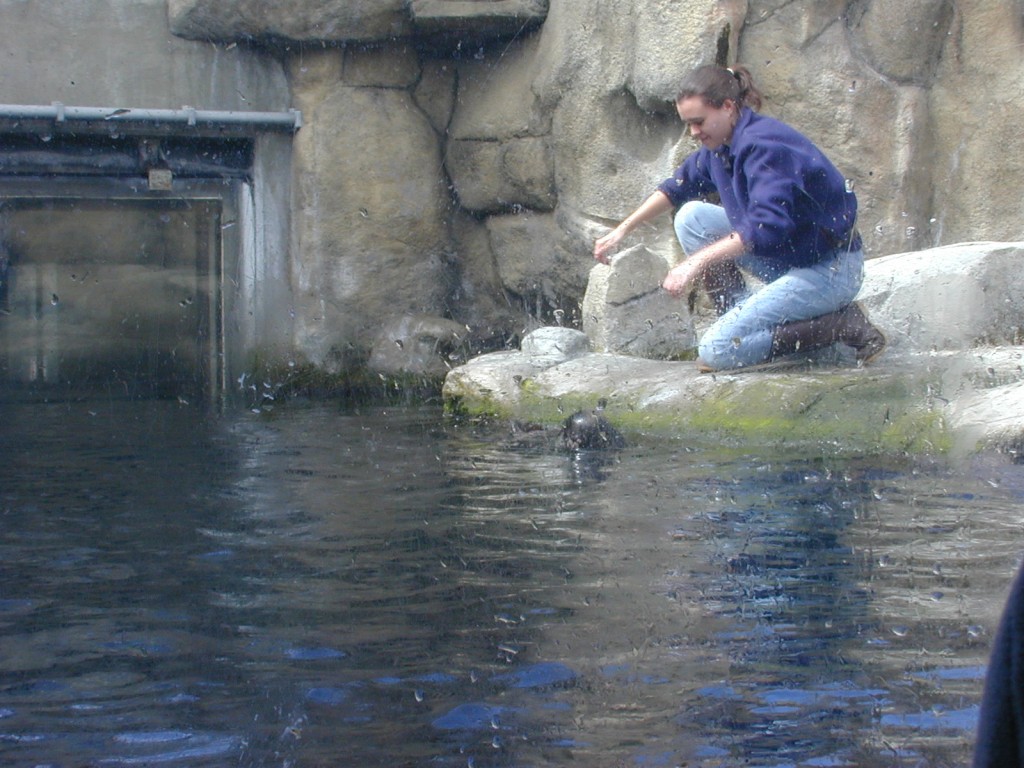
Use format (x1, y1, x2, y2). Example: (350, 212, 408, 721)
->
(442, 362, 953, 457)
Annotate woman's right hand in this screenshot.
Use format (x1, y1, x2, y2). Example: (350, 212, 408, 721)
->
(593, 192, 669, 264)
(593, 227, 625, 264)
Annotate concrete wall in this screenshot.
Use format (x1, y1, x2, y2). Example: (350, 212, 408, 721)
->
(0, 0, 296, 386)
(0, 0, 289, 111)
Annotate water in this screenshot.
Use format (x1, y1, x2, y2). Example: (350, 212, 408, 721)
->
(1, 397, 1022, 767)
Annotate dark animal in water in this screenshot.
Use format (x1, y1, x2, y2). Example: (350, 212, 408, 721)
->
(561, 401, 626, 451)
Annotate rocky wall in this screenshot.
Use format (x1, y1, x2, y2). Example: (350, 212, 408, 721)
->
(171, 0, 1017, 377)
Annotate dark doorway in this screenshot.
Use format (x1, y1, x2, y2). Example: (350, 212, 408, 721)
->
(1, 189, 231, 403)
(0, 125, 253, 404)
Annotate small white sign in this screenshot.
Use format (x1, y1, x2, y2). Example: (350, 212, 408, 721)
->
(148, 168, 173, 191)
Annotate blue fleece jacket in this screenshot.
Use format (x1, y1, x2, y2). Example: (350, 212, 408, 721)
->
(656, 107, 860, 268)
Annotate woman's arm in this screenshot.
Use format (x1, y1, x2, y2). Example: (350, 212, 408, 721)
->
(662, 231, 746, 297)
(593, 191, 674, 264)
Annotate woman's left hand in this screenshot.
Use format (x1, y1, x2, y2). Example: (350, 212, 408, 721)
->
(662, 259, 703, 297)
(663, 232, 746, 298)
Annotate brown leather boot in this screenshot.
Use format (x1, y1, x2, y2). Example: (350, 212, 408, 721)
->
(835, 302, 887, 364)
(770, 302, 886, 365)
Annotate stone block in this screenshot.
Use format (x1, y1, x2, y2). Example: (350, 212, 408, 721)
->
(447, 136, 555, 213)
(593, 244, 672, 305)
(339, 44, 420, 88)
(520, 327, 589, 363)
(582, 245, 694, 358)
(485, 211, 589, 302)
(167, 0, 409, 42)
(860, 242, 1024, 353)
(409, 0, 548, 44)
(414, 61, 458, 135)
(849, 0, 954, 84)
(290, 84, 450, 367)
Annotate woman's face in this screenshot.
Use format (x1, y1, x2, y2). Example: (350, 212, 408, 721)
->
(676, 96, 738, 150)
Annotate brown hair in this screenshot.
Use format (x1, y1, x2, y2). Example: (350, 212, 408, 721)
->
(675, 64, 763, 112)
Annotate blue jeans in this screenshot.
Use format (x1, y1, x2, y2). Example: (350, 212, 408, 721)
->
(673, 201, 865, 370)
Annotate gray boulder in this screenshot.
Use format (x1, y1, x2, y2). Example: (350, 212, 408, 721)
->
(859, 242, 1024, 354)
(520, 326, 589, 363)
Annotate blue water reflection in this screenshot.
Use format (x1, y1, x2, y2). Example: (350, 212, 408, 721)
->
(0, 399, 1021, 766)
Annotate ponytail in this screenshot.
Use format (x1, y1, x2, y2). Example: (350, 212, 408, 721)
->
(676, 64, 763, 112)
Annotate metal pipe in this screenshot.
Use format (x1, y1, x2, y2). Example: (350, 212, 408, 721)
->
(0, 102, 302, 132)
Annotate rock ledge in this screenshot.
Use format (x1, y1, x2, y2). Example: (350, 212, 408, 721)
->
(443, 242, 1024, 458)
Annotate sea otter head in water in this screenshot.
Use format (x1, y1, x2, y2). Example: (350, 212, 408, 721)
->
(560, 400, 626, 452)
